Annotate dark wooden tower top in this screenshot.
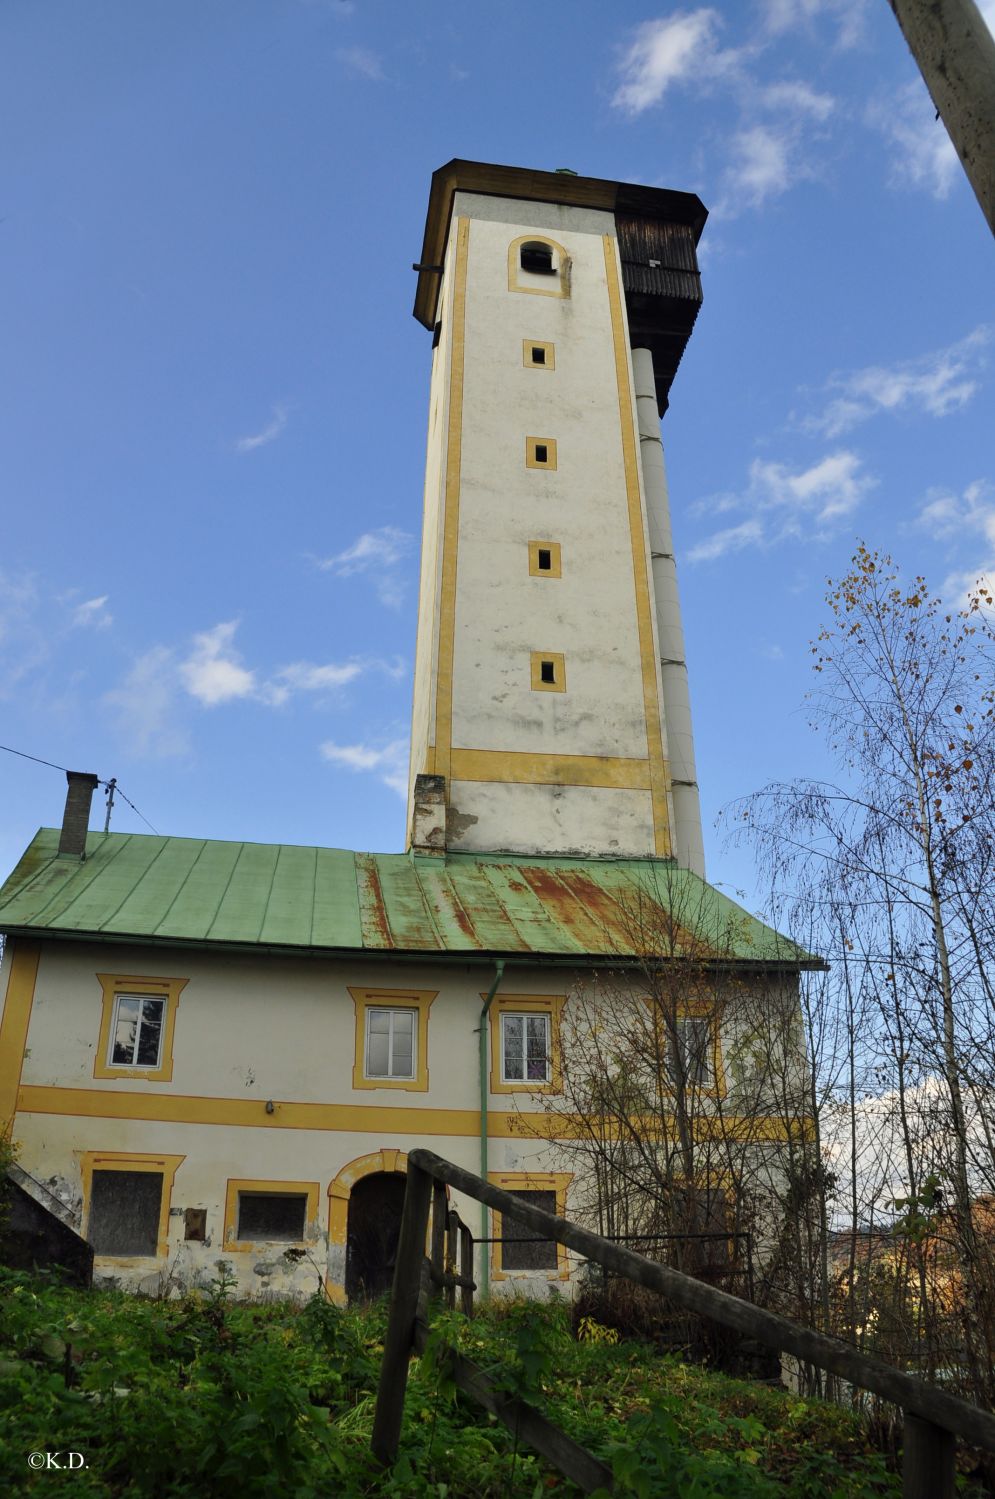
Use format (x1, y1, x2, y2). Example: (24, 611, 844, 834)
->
(413, 159, 707, 414)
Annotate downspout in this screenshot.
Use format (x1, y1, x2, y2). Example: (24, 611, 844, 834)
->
(478, 959, 505, 1298)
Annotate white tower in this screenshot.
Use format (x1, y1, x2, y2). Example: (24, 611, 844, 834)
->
(407, 161, 706, 874)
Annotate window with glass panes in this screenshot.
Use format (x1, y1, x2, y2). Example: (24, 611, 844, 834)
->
(108, 994, 166, 1069)
(365, 1007, 416, 1080)
(501, 1012, 551, 1084)
(667, 1015, 715, 1089)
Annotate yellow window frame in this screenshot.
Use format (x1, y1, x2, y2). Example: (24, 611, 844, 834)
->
(525, 435, 557, 470)
(81, 1150, 185, 1261)
(651, 998, 727, 1101)
(530, 651, 566, 693)
(488, 1170, 573, 1282)
(523, 338, 555, 370)
(348, 986, 439, 1092)
(223, 1178, 320, 1252)
(507, 234, 570, 298)
(487, 993, 567, 1095)
(528, 540, 562, 578)
(93, 973, 188, 1082)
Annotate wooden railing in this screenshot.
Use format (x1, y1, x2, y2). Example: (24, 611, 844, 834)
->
(372, 1148, 995, 1499)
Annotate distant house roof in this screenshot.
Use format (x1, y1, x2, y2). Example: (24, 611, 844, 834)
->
(0, 829, 818, 966)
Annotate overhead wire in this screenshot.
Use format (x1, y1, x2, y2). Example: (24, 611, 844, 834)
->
(0, 742, 160, 837)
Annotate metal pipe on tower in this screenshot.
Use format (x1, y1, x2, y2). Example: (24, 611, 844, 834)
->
(632, 346, 705, 878)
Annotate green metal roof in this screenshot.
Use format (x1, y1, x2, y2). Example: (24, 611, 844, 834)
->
(0, 829, 817, 965)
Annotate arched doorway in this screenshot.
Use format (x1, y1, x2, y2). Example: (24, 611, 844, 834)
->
(345, 1171, 406, 1302)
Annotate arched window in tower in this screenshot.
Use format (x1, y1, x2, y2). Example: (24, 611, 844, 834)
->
(520, 241, 554, 274)
(508, 235, 570, 299)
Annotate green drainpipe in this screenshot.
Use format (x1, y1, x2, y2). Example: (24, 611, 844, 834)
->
(478, 959, 505, 1299)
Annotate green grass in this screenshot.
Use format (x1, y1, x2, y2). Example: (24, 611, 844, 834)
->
(0, 1264, 903, 1497)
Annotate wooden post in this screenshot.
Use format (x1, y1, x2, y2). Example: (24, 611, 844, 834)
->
(446, 1210, 459, 1311)
(371, 1161, 433, 1466)
(460, 1222, 475, 1318)
(431, 1180, 447, 1295)
(903, 1413, 956, 1499)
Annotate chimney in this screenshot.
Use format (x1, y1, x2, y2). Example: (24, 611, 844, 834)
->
(58, 771, 99, 859)
(409, 773, 446, 857)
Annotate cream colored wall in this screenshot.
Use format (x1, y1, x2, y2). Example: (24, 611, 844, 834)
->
(10, 941, 583, 1296)
(405, 189, 674, 859)
(407, 220, 460, 825)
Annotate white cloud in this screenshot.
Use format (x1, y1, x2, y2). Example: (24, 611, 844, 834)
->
(760, 80, 834, 120)
(321, 738, 408, 798)
(104, 647, 190, 759)
(688, 518, 764, 563)
(336, 45, 385, 80)
(234, 402, 288, 454)
(71, 595, 112, 631)
(179, 621, 256, 707)
(612, 10, 742, 114)
(914, 481, 995, 606)
(719, 124, 794, 213)
(690, 449, 874, 561)
(868, 81, 960, 200)
(805, 328, 990, 437)
(263, 660, 364, 706)
(760, 0, 867, 49)
(317, 525, 414, 609)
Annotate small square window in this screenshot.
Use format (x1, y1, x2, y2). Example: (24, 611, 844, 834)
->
(366, 1006, 416, 1081)
(520, 243, 555, 274)
(526, 436, 557, 470)
(523, 339, 555, 370)
(237, 1192, 307, 1242)
(531, 651, 566, 692)
(184, 1208, 207, 1242)
(500, 1190, 558, 1270)
(528, 540, 561, 578)
(94, 974, 187, 1083)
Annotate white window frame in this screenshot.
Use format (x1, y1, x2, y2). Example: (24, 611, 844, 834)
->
(667, 1015, 716, 1091)
(364, 1005, 417, 1081)
(500, 1011, 551, 1085)
(107, 992, 167, 1070)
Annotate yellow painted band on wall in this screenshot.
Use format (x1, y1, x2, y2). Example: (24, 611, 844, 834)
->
(450, 748, 653, 790)
(433, 215, 470, 791)
(0, 940, 40, 1134)
(603, 234, 672, 858)
(15, 1083, 809, 1143)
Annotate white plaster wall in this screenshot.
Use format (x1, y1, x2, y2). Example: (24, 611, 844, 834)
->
(20, 942, 582, 1110)
(447, 779, 656, 857)
(451, 196, 649, 763)
(406, 223, 460, 822)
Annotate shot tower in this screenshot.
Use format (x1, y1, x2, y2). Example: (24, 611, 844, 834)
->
(407, 161, 706, 874)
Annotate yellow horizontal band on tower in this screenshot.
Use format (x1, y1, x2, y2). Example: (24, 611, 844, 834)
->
(449, 748, 654, 790)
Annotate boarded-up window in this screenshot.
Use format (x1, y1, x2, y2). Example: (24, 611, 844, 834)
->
(237, 1192, 307, 1242)
(500, 1189, 558, 1271)
(88, 1170, 163, 1255)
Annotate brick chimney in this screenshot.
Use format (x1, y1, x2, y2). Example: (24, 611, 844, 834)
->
(57, 771, 99, 859)
(409, 773, 446, 856)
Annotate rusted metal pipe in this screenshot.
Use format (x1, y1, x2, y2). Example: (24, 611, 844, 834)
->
(477, 960, 504, 1298)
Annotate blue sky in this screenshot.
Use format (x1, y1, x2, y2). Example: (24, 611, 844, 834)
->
(1, 0, 992, 907)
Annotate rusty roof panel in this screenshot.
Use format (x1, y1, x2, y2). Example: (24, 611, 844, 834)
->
(0, 830, 818, 966)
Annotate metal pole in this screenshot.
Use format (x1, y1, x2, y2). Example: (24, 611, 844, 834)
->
(885, 0, 995, 237)
(477, 959, 504, 1298)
